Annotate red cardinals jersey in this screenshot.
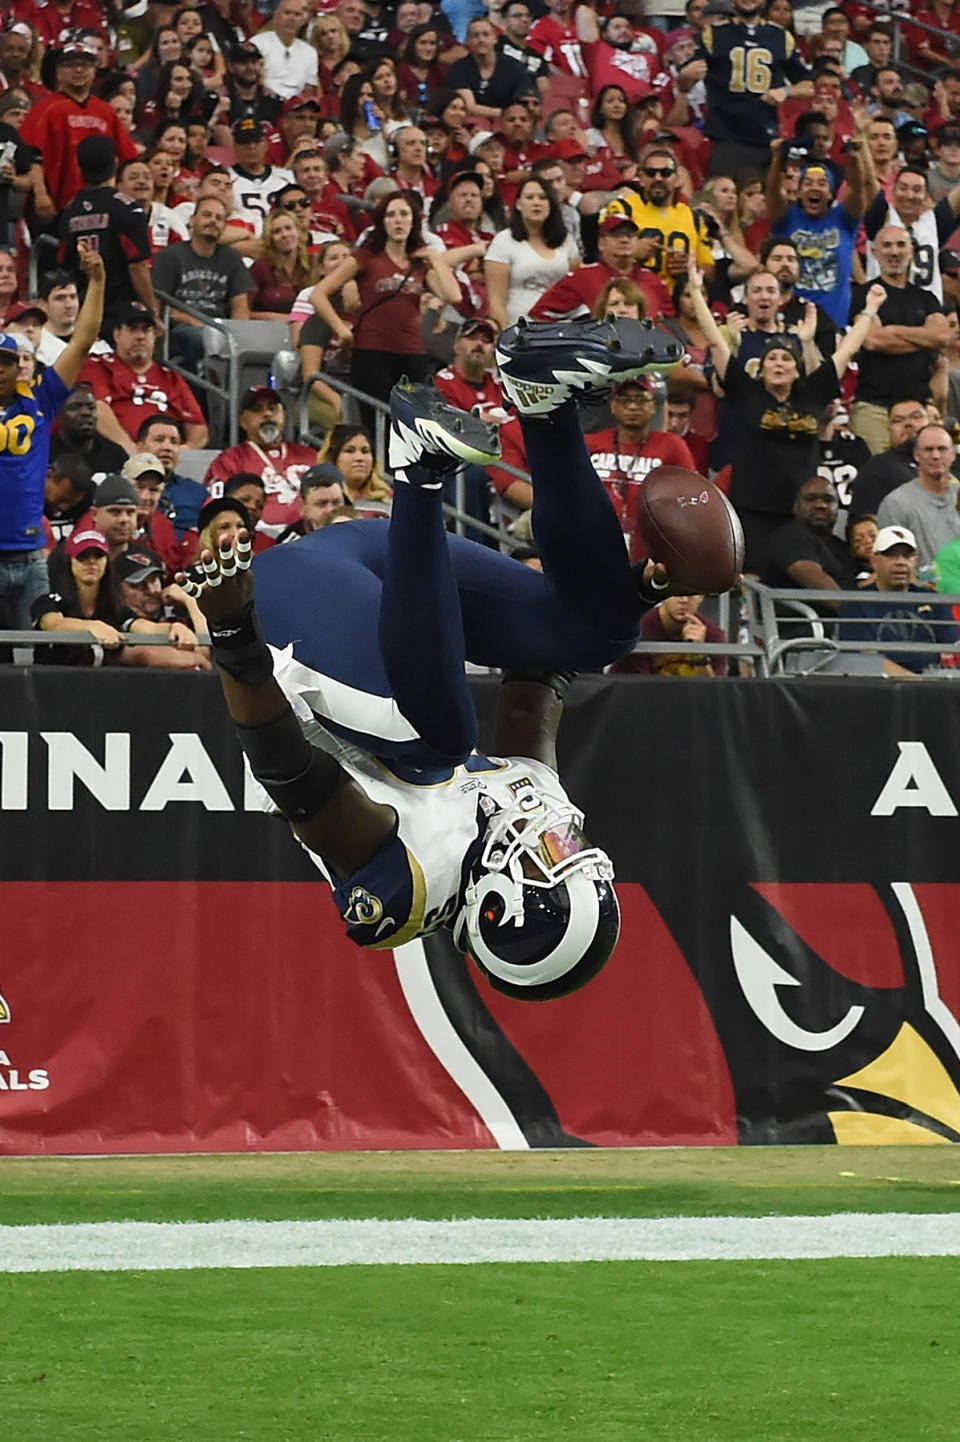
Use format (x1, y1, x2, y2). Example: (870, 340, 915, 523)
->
(587, 428, 696, 559)
(529, 260, 674, 322)
(23, 0, 108, 48)
(528, 16, 586, 77)
(582, 38, 666, 101)
(79, 354, 205, 441)
(433, 367, 510, 423)
(21, 94, 139, 209)
(205, 441, 317, 538)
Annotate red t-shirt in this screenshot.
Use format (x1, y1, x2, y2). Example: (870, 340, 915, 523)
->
(587, 427, 697, 559)
(610, 605, 728, 674)
(498, 138, 551, 208)
(205, 440, 317, 538)
(529, 261, 674, 322)
(24, 0, 108, 48)
(79, 354, 205, 440)
(314, 186, 357, 242)
(21, 93, 139, 209)
(353, 246, 429, 354)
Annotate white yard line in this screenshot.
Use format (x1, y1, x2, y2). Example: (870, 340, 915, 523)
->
(2, 1213, 960, 1272)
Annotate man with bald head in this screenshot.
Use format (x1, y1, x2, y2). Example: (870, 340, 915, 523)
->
(864, 164, 960, 303)
(848, 223, 950, 454)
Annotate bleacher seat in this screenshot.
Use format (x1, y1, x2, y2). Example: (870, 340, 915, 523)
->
(175, 448, 220, 485)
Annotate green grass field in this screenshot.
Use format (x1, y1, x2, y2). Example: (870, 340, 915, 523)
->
(2, 1148, 960, 1442)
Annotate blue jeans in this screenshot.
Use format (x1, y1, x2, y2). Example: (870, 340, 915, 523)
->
(0, 548, 50, 631)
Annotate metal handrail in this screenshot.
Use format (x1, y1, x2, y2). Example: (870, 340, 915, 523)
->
(154, 289, 240, 446)
(1, 632, 209, 646)
(295, 369, 524, 548)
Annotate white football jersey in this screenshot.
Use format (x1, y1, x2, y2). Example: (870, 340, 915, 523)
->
(228, 165, 295, 235)
(266, 644, 577, 946)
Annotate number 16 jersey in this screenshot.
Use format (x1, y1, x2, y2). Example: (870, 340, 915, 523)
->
(695, 20, 809, 145)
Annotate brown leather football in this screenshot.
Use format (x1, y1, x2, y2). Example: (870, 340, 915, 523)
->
(636, 466, 744, 594)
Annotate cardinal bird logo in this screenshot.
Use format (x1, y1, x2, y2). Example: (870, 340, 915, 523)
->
(0, 985, 9, 1024)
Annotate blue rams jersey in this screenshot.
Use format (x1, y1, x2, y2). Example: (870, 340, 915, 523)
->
(695, 21, 808, 144)
(0, 368, 69, 551)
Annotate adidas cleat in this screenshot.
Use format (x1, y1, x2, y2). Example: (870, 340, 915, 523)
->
(495, 316, 683, 416)
(389, 378, 502, 474)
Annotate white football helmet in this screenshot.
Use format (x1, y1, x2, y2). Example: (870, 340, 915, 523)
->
(452, 791, 621, 1001)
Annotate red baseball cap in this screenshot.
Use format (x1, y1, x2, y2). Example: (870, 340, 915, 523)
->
(551, 138, 587, 162)
(281, 92, 320, 116)
(599, 213, 638, 234)
(65, 527, 110, 559)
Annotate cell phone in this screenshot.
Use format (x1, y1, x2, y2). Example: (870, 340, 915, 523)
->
(363, 100, 380, 132)
(85, 235, 100, 252)
(0, 140, 15, 170)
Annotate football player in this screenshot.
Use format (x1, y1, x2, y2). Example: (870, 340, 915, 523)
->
(183, 317, 681, 1000)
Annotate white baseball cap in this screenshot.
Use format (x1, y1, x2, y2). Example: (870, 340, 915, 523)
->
(873, 525, 917, 554)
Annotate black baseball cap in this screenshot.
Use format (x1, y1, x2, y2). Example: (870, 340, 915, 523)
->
(301, 462, 345, 489)
(95, 473, 139, 508)
(230, 41, 262, 61)
(114, 302, 156, 329)
(232, 116, 265, 144)
(114, 546, 164, 585)
(196, 495, 252, 534)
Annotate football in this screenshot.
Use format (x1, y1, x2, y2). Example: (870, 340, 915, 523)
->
(635, 466, 744, 595)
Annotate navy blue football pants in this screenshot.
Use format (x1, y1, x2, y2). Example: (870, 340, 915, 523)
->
(253, 403, 641, 765)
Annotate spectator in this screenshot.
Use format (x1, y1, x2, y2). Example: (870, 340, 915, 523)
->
(0, 24, 46, 104)
(136, 414, 207, 540)
(574, 8, 668, 108)
(220, 40, 283, 133)
(529, 155, 585, 255)
(269, 93, 321, 169)
(527, 0, 584, 80)
(133, 26, 183, 105)
(3, 300, 45, 352)
(218, 473, 275, 552)
(292, 149, 355, 242)
(446, 17, 532, 122)
(531, 212, 669, 320)
(35, 270, 92, 368)
(877, 423, 960, 570)
(497, 3, 551, 95)
(21, 39, 138, 223)
(32, 527, 124, 665)
(338, 73, 390, 170)
(228, 117, 295, 234)
(815, 401, 872, 536)
(761, 475, 860, 599)
(58, 136, 157, 340)
(43, 453, 95, 548)
(316, 423, 392, 510)
(365, 56, 408, 129)
(849, 24, 894, 92)
(152, 193, 254, 373)
(186, 494, 255, 575)
(315, 16, 353, 101)
(109, 543, 211, 671)
(0, 242, 104, 631)
(484, 176, 580, 328)
(840, 525, 957, 674)
(493, 99, 548, 209)
(81, 471, 142, 562)
(585, 85, 637, 181)
(398, 24, 447, 112)
(848, 400, 928, 523)
(611, 593, 729, 676)
(117, 452, 179, 564)
(864, 167, 960, 304)
(137, 61, 212, 141)
(205, 386, 317, 538)
(664, 389, 709, 475)
(80, 303, 208, 455)
(766, 137, 872, 327)
(389, 125, 438, 205)
(434, 316, 532, 516)
(686, 258, 887, 568)
(251, 0, 319, 102)
(660, 277, 716, 461)
(848, 225, 950, 453)
(680, 0, 811, 177)
(278, 463, 350, 541)
(586, 377, 698, 561)
(759, 235, 838, 359)
(295, 239, 355, 432)
(847, 513, 879, 583)
(608, 146, 714, 297)
(250, 206, 317, 319)
(310, 191, 460, 430)
(49, 383, 127, 480)
(721, 269, 821, 375)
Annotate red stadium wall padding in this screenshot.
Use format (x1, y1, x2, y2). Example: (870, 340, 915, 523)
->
(2, 669, 960, 1153)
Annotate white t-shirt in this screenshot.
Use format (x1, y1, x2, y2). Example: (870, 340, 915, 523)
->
(484, 229, 580, 325)
(250, 30, 319, 99)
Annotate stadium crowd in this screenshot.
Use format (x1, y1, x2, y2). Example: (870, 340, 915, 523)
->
(3, 0, 960, 674)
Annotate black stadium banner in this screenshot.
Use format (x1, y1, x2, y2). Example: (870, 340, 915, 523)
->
(2, 668, 960, 1153)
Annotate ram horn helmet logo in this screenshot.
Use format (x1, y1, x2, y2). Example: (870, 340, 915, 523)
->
(0, 986, 10, 1023)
